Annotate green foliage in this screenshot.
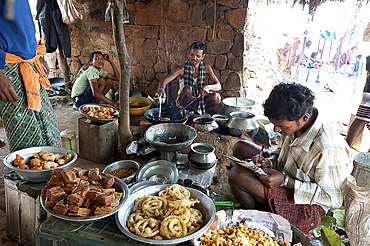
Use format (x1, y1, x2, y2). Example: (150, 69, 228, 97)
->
(311, 209, 349, 245)
(321, 227, 345, 246)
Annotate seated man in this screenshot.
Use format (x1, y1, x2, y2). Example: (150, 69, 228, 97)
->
(228, 83, 353, 234)
(71, 51, 119, 109)
(156, 41, 221, 115)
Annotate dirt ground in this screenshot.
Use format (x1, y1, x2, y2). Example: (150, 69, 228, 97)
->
(0, 95, 250, 245)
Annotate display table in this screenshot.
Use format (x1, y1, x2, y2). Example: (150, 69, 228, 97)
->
(35, 215, 189, 246)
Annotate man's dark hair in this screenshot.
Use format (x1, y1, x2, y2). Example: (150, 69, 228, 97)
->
(89, 51, 103, 62)
(306, 40, 312, 48)
(311, 52, 318, 59)
(263, 83, 315, 122)
(190, 41, 206, 54)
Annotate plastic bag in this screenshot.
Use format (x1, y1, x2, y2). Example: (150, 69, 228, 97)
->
(342, 175, 370, 246)
(56, 0, 83, 24)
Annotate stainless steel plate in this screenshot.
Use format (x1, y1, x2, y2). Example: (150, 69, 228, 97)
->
(2, 146, 78, 182)
(115, 184, 216, 245)
(40, 173, 129, 222)
(79, 103, 119, 124)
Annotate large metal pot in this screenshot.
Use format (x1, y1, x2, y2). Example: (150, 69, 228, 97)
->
(222, 97, 255, 116)
(2, 146, 78, 182)
(226, 111, 258, 137)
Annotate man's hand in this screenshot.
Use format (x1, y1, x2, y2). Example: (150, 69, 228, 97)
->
(103, 54, 112, 62)
(252, 155, 271, 168)
(257, 169, 284, 189)
(201, 86, 210, 96)
(155, 88, 166, 98)
(0, 72, 18, 102)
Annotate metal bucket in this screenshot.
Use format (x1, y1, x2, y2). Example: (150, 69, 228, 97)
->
(222, 97, 255, 116)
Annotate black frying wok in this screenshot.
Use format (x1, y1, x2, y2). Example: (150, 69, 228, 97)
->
(144, 107, 190, 125)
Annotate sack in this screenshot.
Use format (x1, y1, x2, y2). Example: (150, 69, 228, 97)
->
(343, 176, 370, 246)
(56, 0, 83, 24)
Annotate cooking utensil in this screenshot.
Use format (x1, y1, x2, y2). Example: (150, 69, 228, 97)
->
(144, 107, 190, 125)
(40, 173, 129, 221)
(115, 184, 216, 245)
(214, 201, 234, 206)
(224, 155, 267, 176)
(2, 146, 78, 182)
(226, 111, 258, 137)
(176, 94, 201, 115)
(102, 160, 140, 184)
(136, 160, 179, 184)
(193, 116, 219, 132)
(188, 143, 217, 165)
(79, 103, 119, 124)
(222, 97, 255, 116)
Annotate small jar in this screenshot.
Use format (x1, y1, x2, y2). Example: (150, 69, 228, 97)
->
(60, 129, 77, 152)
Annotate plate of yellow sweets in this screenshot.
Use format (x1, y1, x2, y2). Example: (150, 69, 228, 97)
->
(79, 103, 119, 123)
(116, 184, 216, 245)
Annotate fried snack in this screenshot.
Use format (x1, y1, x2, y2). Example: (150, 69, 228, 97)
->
(159, 215, 187, 239)
(127, 211, 148, 229)
(158, 184, 190, 201)
(83, 106, 118, 119)
(132, 218, 160, 238)
(128, 185, 203, 240)
(141, 196, 168, 219)
(199, 223, 279, 246)
(14, 154, 26, 167)
(12, 151, 73, 170)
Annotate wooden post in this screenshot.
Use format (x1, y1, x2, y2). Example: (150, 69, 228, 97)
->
(294, 37, 307, 80)
(57, 44, 71, 90)
(111, 0, 132, 158)
(162, 0, 172, 104)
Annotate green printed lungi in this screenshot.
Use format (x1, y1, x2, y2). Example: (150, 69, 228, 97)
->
(0, 63, 61, 152)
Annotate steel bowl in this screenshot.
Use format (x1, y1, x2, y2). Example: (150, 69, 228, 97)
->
(136, 160, 178, 184)
(40, 173, 129, 222)
(115, 184, 216, 245)
(79, 103, 119, 124)
(102, 160, 140, 184)
(2, 146, 78, 182)
(188, 143, 217, 165)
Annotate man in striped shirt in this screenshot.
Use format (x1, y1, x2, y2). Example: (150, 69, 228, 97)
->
(228, 83, 353, 234)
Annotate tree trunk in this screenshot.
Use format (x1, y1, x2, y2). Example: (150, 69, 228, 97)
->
(111, 0, 132, 158)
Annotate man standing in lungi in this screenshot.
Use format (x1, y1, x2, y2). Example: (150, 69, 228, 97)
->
(346, 55, 370, 151)
(156, 41, 222, 115)
(228, 83, 353, 234)
(0, 0, 61, 152)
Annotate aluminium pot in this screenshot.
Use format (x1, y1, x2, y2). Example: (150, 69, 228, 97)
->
(226, 111, 258, 137)
(188, 143, 217, 170)
(222, 97, 255, 116)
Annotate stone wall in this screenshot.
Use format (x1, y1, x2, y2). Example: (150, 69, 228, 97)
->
(61, 0, 248, 98)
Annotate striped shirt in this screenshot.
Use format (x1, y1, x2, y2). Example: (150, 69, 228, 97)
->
(272, 114, 353, 211)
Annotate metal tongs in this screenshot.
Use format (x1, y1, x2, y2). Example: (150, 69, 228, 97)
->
(175, 94, 201, 115)
(224, 155, 267, 176)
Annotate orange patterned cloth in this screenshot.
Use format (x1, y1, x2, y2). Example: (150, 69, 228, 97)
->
(5, 40, 51, 111)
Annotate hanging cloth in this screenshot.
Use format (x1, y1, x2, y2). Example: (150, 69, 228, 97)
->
(5, 41, 51, 111)
(183, 61, 205, 115)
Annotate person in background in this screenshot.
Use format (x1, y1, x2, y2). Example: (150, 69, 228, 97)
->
(71, 51, 120, 109)
(339, 46, 358, 68)
(346, 55, 370, 151)
(155, 41, 221, 115)
(277, 233, 287, 246)
(228, 83, 353, 234)
(0, 0, 62, 152)
(296, 40, 312, 67)
(308, 52, 323, 69)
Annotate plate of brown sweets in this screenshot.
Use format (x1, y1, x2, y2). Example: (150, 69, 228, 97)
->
(40, 168, 129, 222)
